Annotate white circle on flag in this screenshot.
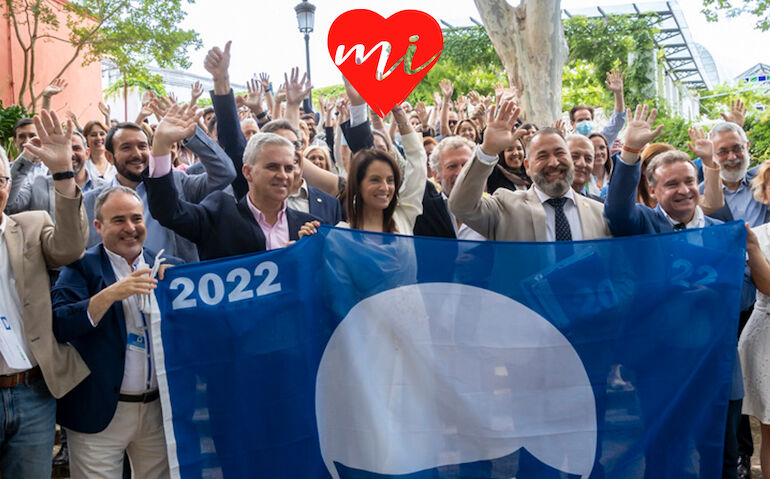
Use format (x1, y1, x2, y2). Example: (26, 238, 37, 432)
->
(316, 282, 597, 478)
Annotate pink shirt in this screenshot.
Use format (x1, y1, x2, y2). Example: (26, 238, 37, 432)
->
(246, 195, 289, 251)
(150, 153, 289, 250)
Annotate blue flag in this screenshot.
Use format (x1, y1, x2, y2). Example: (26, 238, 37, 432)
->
(152, 222, 746, 479)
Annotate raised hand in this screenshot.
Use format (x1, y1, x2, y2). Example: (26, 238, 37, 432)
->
(721, 99, 747, 127)
(467, 90, 481, 106)
(605, 69, 625, 93)
(623, 104, 664, 153)
(285, 67, 313, 105)
(245, 77, 264, 112)
(259, 72, 271, 92)
(98, 101, 111, 121)
(494, 83, 505, 102)
(106, 269, 158, 302)
(456, 95, 467, 114)
(479, 100, 521, 157)
(274, 83, 287, 103)
(415, 101, 429, 124)
(235, 94, 246, 109)
(336, 96, 350, 122)
(342, 75, 365, 106)
(42, 78, 67, 97)
(151, 103, 203, 156)
(687, 126, 716, 168)
(439, 79, 454, 100)
(190, 81, 204, 105)
(23, 110, 73, 174)
(483, 93, 494, 109)
(433, 91, 442, 109)
(204, 41, 231, 80)
(553, 118, 567, 136)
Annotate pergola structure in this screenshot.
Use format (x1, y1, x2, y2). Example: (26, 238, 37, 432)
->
(561, 1, 717, 90)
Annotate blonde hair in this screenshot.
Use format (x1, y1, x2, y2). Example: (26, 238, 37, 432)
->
(751, 161, 770, 203)
(303, 145, 332, 171)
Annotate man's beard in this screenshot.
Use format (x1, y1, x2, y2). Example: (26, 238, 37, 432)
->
(719, 154, 750, 184)
(533, 165, 574, 198)
(72, 155, 84, 175)
(116, 157, 145, 183)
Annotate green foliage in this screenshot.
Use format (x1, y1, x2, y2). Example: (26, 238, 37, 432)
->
(651, 107, 693, 150)
(3, 0, 201, 111)
(698, 82, 770, 119)
(103, 70, 167, 101)
(701, 0, 770, 31)
(562, 61, 605, 109)
(0, 102, 29, 160)
(405, 26, 505, 104)
(314, 85, 347, 102)
(563, 14, 659, 110)
(745, 113, 770, 163)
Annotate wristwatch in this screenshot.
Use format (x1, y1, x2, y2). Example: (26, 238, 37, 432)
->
(52, 170, 75, 181)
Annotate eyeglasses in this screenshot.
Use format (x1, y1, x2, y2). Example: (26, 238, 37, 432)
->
(448, 120, 458, 126)
(715, 144, 746, 158)
(0, 176, 8, 188)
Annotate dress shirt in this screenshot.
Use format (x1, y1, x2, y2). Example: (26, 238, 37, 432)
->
(601, 109, 627, 147)
(724, 178, 765, 227)
(0, 215, 37, 374)
(286, 179, 310, 213)
(84, 158, 116, 183)
(533, 186, 584, 242)
(476, 147, 583, 241)
(441, 193, 486, 241)
(103, 248, 157, 394)
(661, 205, 706, 230)
(246, 196, 289, 250)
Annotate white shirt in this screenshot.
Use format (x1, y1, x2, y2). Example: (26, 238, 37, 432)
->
(442, 193, 486, 241)
(662, 205, 706, 229)
(286, 179, 310, 214)
(84, 158, 117, 183)
(533, 186, 584, 241)
(103, 248, 157, 394)
(0, 214, 37, 374)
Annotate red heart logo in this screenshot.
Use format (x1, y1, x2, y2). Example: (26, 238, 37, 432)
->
(328, 9, 443, 118)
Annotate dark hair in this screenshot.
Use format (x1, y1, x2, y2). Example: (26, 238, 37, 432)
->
(12, 118, 34, 138)
(587, 132, 612, 177)
(530, 126, 565, 142)
(569, 105, 594, 122)
(105, 122, 147, 155)
(206, 115, 217, 135)
(497, 137, 526, 165)
(454, 119, 480, 143)
(346, 149, 401, 233)
(203, 106, 215, 116)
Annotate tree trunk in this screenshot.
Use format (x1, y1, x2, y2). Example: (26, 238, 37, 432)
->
(474, 0, 568, 126)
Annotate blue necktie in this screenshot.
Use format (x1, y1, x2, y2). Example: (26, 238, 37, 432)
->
(546, 198, 572, 241)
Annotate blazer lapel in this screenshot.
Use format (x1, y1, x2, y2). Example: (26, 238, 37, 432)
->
(287, 210, 304, 241)
(575, 195, 595, 238)
(4, 217, 25, 302)
(236, 197, 267, 248)
(525, 188, 547, 241)
(98, 245, 126, 341)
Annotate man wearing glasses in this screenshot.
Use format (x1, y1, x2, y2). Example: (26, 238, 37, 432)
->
(704, 121, 769, 479)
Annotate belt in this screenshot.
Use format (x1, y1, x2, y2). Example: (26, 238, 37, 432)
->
(119, 390, 160, 403)
(0, 366, 42, 388)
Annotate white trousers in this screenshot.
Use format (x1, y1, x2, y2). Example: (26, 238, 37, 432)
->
(67, 399, 169, 479)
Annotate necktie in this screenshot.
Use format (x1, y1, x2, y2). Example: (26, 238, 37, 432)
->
(673, 223, 687, 231)
(546, 197, 572, 241)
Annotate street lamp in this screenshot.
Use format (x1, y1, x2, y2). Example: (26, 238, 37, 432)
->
(294, 0, 316, 110)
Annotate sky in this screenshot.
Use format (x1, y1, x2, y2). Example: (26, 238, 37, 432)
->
(179, 0, 770, 90)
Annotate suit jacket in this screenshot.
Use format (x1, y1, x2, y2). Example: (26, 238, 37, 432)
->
(211, 90, 249, 199)
(606, 160, 721, 236)
(83, 126, 236, 262)
(5, 161, 107, 219)
(144, 171, 318, 260)
(3, 189, 89, 398)
(307, 185, 343, 225)
(52, 246, 182, 433)
(449, 152, 611, 241)
(413, 180, 456, 239)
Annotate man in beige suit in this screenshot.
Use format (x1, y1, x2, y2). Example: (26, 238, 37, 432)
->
(0, 110, 89, 478)
(449, 101, 611, 241)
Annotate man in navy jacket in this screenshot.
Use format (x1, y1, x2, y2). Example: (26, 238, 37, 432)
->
(144, 104, 317, 261)
(52, 185, 181, 478)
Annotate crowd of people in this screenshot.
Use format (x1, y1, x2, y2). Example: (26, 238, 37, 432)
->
(1, 37, 769, 479)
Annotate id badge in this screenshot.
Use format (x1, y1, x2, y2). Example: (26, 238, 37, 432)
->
(0, 316, 33, 370)
(127, 333, 147, 353)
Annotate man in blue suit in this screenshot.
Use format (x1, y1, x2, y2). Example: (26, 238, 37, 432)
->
(203, 41, 343, 225)
(144, 104, 317, 261)
(52, 185, 181, 479)
(604, 105, 744, 479)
